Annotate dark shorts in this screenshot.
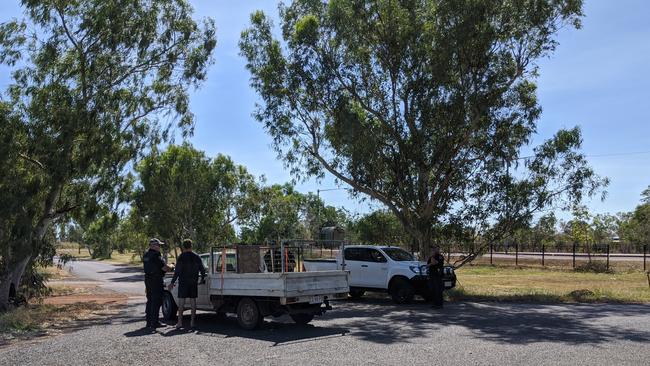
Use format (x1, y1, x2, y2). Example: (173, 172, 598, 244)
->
(178, 282, 198, 299)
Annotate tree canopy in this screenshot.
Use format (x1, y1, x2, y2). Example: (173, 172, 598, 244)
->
(240, 0, 606, 261)
(0, 0, 215, 309)
(135, 144, 257, 253)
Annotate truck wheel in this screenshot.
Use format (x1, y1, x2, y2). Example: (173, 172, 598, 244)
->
(390, 278, 415, 304)
(349, 288, 365, 299)
(237, 298, 261, 330)
(162, 292, 178, 320)
(290, 313, 315, 325)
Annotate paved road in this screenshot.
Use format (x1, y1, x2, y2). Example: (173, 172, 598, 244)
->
(63, 259, 144, 295)
(1, 261, 649, 366)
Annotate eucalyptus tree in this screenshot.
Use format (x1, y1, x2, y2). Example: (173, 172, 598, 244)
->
(135, 144, 259, 253)
(0, 0, 215, 308)
(240, 0, 606, 262)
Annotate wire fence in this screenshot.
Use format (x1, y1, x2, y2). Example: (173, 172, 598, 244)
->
(451, 243, 648, 271)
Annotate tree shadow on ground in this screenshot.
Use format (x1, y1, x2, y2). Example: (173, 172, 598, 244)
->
(324, 296, 650, 346)
(123, 312, 349, 346)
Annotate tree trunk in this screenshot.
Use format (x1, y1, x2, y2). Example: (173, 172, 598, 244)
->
(0, 253, 31, 311)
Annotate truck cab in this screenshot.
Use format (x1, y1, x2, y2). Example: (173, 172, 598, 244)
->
(304, 245, 456, 304)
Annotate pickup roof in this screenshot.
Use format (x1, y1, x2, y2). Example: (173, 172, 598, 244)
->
(303, 245, 456, 304)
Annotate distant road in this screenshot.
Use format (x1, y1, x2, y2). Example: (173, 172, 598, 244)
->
(483, 252, 647, 262)
(62, 259, 144, 296)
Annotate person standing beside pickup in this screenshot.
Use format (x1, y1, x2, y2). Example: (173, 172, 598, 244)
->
(168, 239, 206, 328)
(143, 238, 172, 328)
(427, 245, 445, 309)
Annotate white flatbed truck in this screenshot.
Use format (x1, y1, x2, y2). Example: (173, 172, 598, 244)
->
(162, 243, 349, 329)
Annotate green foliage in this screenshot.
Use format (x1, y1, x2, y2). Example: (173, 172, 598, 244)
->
(0, 0, 215, 308)
(238, 184, 350, 243)
(619, 186, 650, 246)
(350, 210, 407, 247)
(239, 184, 308, 243)
(135, 144, 257, 253)
(240, 0, 606, 260)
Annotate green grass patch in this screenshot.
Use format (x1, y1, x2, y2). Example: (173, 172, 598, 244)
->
(449, 265, 650, 304)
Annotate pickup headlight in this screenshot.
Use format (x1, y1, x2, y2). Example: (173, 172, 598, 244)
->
(409, 266, 421, 274)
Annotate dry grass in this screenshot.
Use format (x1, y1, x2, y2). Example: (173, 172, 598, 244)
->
(448, 265, 650, 304)
(0, 302, 122, 344)
(469, 256, 647, 271)
(56, 245, 142, 266)
(40, 265, 73, 281)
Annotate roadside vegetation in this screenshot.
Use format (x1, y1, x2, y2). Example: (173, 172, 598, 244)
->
(0, 302, 122, 344)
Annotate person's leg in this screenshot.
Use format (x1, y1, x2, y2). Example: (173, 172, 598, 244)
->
(433, 277, 444, 307)
(145, 288, 152, 326)
(190, 298, 197, 327)
(427, 276, 436, 304)
(150, 289, 163, 325)
(176, 298, 186, 327)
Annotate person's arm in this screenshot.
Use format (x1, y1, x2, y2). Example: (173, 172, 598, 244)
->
(162, 257, 172, 272)
(197, 255, 206, 281)
(169, 258, 182, 289)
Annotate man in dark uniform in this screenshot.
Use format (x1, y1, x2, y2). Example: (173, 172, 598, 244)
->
(143, 238, 171, 328)
(167, 239, 206, 328)
(427, 245, 445, 309)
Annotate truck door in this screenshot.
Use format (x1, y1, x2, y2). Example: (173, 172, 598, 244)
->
(343, 248, 366, 286)
(363, 248, 389, 288)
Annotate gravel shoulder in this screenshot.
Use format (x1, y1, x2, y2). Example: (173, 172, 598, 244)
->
(1, 297, 649, 365)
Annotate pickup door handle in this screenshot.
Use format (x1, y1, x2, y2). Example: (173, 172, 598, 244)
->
(361, 264, 368, 268)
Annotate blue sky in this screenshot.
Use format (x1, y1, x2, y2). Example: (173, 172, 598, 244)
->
(1, 1, 649, 220)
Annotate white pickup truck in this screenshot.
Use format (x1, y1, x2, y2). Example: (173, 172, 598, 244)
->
(162, 245, 349, 329)
(303, 245, 456, 304)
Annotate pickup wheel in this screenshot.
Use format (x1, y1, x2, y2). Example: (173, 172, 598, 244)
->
(390, 278, 415, 304)
(162, 292, 178, 320)
(237, 298, 261, 330)
(349, 288, 365, 299)
(290, 313, 314, 325)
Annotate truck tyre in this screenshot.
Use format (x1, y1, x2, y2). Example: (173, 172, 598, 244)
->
(162, 292, 178, 320)
(390, 278, 415, 304)
(290, 313, 315, 325)
(349, 288, 365, 299)
(237, 298, 261, 330)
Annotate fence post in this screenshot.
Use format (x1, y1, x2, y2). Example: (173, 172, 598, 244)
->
(644, 244, 647, 272)
(515, 243, 519, 266)
(542, 244, 545, 267)
(490, 243, 493, 265)
(572, 243, 576, 269)
(606, 244, 610, 270)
